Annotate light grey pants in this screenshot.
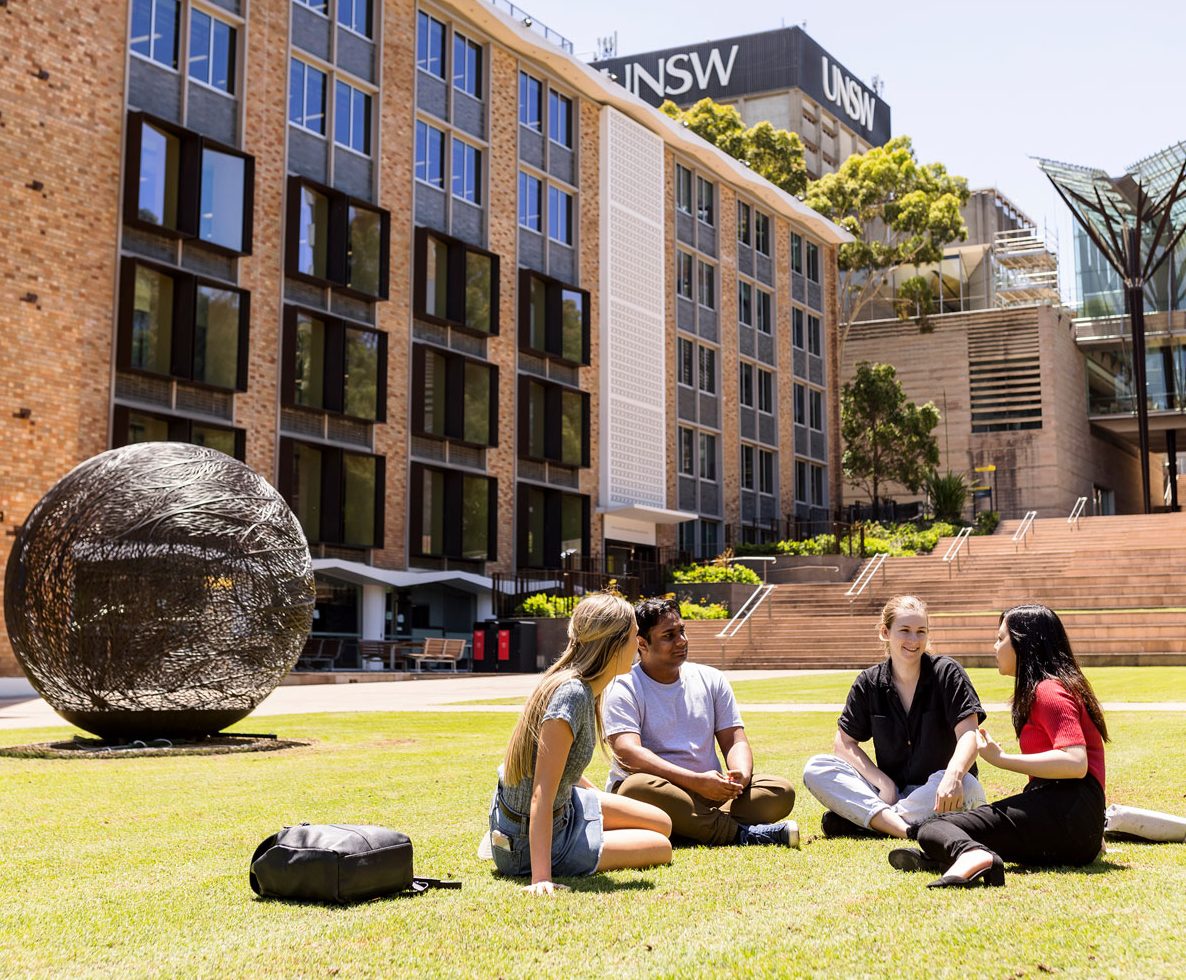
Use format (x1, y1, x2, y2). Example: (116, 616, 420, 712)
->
(802, 753, 987, 828)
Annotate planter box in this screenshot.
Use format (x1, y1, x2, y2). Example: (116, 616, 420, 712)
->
(665, 582, 757, 614)
(733, 555, 862, 584)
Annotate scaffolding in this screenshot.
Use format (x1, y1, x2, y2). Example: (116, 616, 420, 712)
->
(993, 226, 1060, 307)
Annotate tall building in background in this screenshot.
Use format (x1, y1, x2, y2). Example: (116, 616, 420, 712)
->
(0, 0, 850, 678)
(592, 27, 891, 179)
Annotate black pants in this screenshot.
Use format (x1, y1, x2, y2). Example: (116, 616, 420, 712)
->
(913, 775, 1105, 868)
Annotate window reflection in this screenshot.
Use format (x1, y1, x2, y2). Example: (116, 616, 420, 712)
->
(191, 424, 237, 457)
(131, 265, 173, 375)
(421, 348, 447, 437)
(347, 206, 381, 296)
(560, 388, 583, 466)
(461, 475, 490, 561)
(465, 251, 492, 332)
(425, 235, 449, 318)
(560, 289, 583, 363)
(138, 123, 180, 229)
(342, 453, 376, 547)
(344, 327, 379, 420)
(193, 284, 239, 388)
(294, 314, 326, 409)
(420, 467, 445, 555)
(462, 360, 491, 444)
(127, 411, 170, 443)
(200, 149, 245, 251)
(292, 442, 323, 542)
(298, 186, 328, 279)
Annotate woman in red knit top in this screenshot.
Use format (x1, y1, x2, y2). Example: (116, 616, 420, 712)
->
(889, 603, 1109, 888)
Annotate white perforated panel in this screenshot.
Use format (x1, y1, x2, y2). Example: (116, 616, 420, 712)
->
(600, 108, 668, 510)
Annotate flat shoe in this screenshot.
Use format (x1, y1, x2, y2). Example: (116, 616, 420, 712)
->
(926, 855, 1005, 888)
(888, 847, 944, 874)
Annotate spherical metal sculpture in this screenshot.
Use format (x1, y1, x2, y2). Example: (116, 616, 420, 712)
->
(4, 443, 315, 739)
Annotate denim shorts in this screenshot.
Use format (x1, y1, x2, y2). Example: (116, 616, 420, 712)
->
(488, 785, 604, 878)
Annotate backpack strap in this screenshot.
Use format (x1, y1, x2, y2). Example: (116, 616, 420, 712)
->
(248, 833, 280, 896)
(410, 877, 462, 893)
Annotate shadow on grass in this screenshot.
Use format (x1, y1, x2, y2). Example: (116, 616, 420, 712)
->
(1007, 858, 1130, 877)
(489, 872, 657, 893)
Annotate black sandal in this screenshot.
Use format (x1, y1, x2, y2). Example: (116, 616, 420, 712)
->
(926, 855, 1005, 888)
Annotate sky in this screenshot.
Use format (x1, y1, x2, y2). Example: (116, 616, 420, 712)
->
(516, 0, 1185, 302)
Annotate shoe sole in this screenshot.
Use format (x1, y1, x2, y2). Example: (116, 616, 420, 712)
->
(888, 848, 941, 873)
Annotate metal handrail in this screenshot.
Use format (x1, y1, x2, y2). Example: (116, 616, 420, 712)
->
(1012, 510, 1038, 550)
(941, 527, 973, 576)
(733, 556, 777, 583)
(845, 552, 887, 601)
(717, 584, 775, 638)
(1068, 496, 1087, 528)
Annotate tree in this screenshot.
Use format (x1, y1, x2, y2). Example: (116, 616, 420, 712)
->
(804, 136, 970, 350)
(659, 98, 807, 197)
(925, 469, 968, 522)
(841, 362, 940, 513)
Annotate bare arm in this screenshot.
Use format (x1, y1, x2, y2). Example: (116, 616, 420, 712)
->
(977, 727, 1089, 779)
(933, 715, 981, 813)
(525, 717, 572, 895)
(609, 731, 742, 803)
(716, 726, 753, 787)
(834, 728, 898, 805)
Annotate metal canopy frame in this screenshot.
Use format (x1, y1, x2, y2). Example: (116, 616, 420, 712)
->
(1037, 143, 1186, 513)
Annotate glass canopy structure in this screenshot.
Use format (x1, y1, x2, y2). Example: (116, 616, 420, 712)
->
(1037, 144, 1186, 512)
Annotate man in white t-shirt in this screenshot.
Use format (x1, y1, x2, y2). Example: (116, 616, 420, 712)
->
(602, 597, 798, 847)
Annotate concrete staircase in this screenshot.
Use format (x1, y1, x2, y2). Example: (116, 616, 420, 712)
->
(689, 513, 1186, 670)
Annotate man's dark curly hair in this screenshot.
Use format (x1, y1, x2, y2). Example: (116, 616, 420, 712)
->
(634, 597, 681, 642)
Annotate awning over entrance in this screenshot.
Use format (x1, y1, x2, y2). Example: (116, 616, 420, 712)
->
(311, 559, 493, 596)
(597, 504, 697, 524)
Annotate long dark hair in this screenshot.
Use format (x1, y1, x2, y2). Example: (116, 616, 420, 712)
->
(1001, 604, 1108, 742)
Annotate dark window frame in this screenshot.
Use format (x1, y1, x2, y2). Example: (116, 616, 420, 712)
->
(279, 437, 386, 549)
(517, 268, 590, 365)
(517, 376, 590, 468)
(281, 305, 388, 423)
(124, 110, 255, 256)
(408, 462, 497, 562)
(286, 175, 390, 300)
(116, 255, 250, 392)
(413, 225, 500, 336)
(410, 342, 499, 447)
(516, 484, 590, 570)
(112, 404, 246, 460)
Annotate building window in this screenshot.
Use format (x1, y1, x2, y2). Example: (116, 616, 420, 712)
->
(697, 261, 715, 310)
(759, 450, 775, 495)
(548, 185, 572, 245)
(519, 486, 588, 569)
(793, 307, 804, 349)
(738, 282, 753, 327)
(334, 80, 371, 155)
(794, 384, 806, 425)
(283, 307, 387, 422)
(699, 520, 721, 559)
(520, 378, 589, 467)
(676, 251, 693, 300)
(675, 164, 692, 214)
(737, 202, 751, 246)
(519, 71, 542, 131)
(412, 345, 497, 445)
(808, 314, 822, 356)
(698, 345, 716, 394)
(518, 269, 589, 364)
(452, 140, 482, 204)
(696, 176, 714, 225)
(188, 9, 235, 94)
(410, 463, 495, 561)
(117, 258, 249, 391)
(295, 0, 328, 14)
(698, 433, 717, 480)
(519, 171, 542, 231)
(289, 59, 327, 135)
(809, 389, 823, 430)
(282, 439, 385, 549)
(125, 112, 254, 254)
(414, 120, 445, 187)
(739, 362, 754, 407)
(758, 369, 773, 413)
(453, 33, 482, 98)
(414, 226, 499, 335)
(755, 212, 770, 256)
(740, 444, 754, 490)
(287, 177, 390, 299)
(796, 460, 807, 502)
(131, 0, 179, 69)
(756, 289, 772, 335)
(548, 90, 572, 147)
(337, 0, 371, 38)
(113, 406, 245, 460)
(678, 427, 694, 475)
(791, 233, 802, 274)
(416, 11, 445, 78)
(678, 337, 694, 387)
(812, 464, 825, 505)
(806, 241, 820, 282)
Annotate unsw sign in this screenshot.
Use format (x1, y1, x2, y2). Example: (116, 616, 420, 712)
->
(592, 26, 891, 147)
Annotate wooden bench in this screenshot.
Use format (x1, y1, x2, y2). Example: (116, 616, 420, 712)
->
(296, 637, 334, 671)
(410, 637, 467, 672)
(359, 640, 406, 671)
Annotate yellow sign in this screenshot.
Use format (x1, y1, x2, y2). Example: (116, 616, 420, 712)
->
(971, 485, 991, 492)
(974, 464, 996, 472)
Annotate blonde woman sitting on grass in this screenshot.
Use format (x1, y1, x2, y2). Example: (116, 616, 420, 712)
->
(489, 593, 673, 895)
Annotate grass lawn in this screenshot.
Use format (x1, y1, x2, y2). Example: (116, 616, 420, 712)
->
(2, 686, 1184, 976)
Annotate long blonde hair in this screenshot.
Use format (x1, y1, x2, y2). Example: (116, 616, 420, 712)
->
(502, 592, 636, 786)
(878, 594, 931, 654)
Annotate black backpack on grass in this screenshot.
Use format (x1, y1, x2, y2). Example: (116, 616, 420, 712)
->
(250, 823, 460, 904)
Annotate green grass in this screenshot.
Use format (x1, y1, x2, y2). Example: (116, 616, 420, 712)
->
(1, 688, 1185, 976)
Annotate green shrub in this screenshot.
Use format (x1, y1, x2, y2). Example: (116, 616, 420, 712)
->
(671, 563, 762, 585)
(513, 592, 578, 618)
(925, 470, 968, 522)
(679, 601, 729, 620)
(974, 510, 1001, 535)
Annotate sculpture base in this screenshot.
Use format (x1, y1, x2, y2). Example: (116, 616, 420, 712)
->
(57, 707, 253, 740)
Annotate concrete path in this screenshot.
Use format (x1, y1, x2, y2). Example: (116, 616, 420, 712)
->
(1, 670, 1184, 731)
